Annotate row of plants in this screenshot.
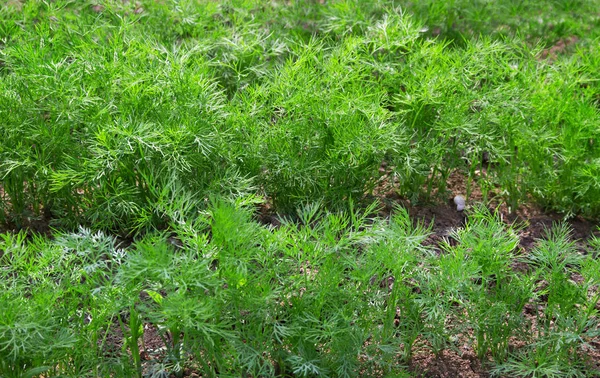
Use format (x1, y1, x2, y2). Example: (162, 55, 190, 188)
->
(405, 0, 600, 45)
(2, 0, 600, 234)
(1, 200, 598, 377)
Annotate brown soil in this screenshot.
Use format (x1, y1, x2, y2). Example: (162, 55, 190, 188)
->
(539, 36, 580, 61)
(411, 348, 489, 378)
(369, 169, 600, 255)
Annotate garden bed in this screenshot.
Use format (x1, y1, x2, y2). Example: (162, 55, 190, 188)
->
(2, 1, 600, 377)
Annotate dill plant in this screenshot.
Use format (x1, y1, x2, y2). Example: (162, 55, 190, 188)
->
(3, 0, 600, 228)
(0, 199, 599, 376)
(487, 224, 600, 377)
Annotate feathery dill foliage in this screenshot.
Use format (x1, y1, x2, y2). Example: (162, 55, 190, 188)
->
(1, 0, 600, 377)
(1, 202, 599, 377)
(2, 0, 600, 231)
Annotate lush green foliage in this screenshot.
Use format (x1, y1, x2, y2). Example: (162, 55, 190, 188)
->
(2, 0, 600, 232)
(1, 0, 600, 376)
(406, 0, 600, 46)
(1, 203, 599, 377)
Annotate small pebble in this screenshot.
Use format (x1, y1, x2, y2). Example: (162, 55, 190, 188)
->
(454, 195, 466, 211)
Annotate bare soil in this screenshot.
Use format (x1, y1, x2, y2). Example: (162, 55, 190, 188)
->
(369, 169, 600, 255)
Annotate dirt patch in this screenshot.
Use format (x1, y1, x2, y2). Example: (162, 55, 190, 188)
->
(539, 36, 579, 61)
(411, 348, 489, 378)
(141, 323, 165, 360)
(101, 322, 124, 359)
(369, 168, 599, 255)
